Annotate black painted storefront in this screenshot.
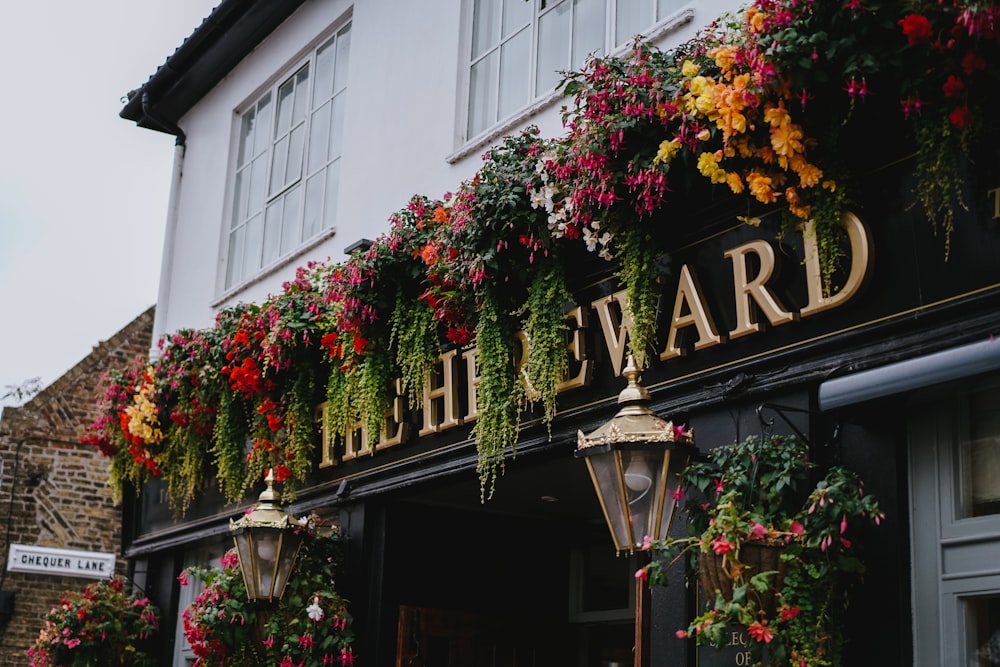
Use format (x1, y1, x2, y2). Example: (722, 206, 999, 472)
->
(125, 136, 1000, 665)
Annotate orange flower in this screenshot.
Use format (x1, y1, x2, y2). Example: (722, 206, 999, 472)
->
(433, 206, 448, 223)
(420, 243, 439, 265)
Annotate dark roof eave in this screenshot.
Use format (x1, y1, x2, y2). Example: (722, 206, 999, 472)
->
(119, 0, 307, 135)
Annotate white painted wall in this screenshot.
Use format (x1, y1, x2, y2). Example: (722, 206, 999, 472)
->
(151, 0, 741, 344)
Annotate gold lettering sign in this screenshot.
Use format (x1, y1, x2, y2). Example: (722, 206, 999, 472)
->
(320, 213, 872, 467)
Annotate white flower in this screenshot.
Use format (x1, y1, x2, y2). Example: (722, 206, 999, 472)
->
(306, 599, 324, 622)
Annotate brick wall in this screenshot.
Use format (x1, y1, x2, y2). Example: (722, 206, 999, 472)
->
(0, 307, 153, 665)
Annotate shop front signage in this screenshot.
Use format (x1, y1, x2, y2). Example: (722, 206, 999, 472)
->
(6, 544, 116, 579)
(320, 213, 873, 466)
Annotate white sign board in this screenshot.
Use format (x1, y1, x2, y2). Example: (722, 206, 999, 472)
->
(6, 544, 116, 579)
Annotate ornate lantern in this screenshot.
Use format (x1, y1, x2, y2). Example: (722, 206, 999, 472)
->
(576, 358, 696, 555)
(230, 469, 305, 603)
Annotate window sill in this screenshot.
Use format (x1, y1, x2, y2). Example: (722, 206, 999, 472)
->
(446, 6, 695, 165)
(212, 226, 338, 308)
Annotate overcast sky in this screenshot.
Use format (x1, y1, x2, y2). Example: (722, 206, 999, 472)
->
(0, 1, 218, 408)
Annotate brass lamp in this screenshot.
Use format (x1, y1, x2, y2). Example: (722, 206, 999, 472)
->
(576, 357, 696, 555)
(230, 469, 305, 603)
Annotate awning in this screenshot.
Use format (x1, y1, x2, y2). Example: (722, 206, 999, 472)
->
(818, 337, 1000, 411)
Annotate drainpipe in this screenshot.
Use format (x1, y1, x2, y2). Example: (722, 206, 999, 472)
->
(141, 92, 186, 362)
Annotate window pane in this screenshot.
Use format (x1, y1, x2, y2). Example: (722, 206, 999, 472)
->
(573, 0, 605, 68)
(964, 594, 1000, 666)
(275, 77, 296, 136)
(329, 93, 346, 161)
(232, 169, 249, 229)
(237, 108, 256, 168)
(502, 0, 532, 39)
(334, 25, 351, 93)
(254, 95, 273, 157)
(537, 1, 571, 96)
(313, 40, 336, 107)
(262, 202, 282, 266)
(472, 0, 501, 59)
(308, 101, 332, 174)
(286, 124, 305, 183)
(498, 27, 530, 119)
(959, 386, 1000, 518)
(324, 159, 341, 230)
(280, 185, 302, 255)
(468, 50, 499, 137)
(303, 172, 325, 240)
(270, 136, 288, 195)
(292, 67, 310, 125)
(242, 213, 263, 278)
(616, 0, 655, 46)
(247, 157, 267, 217)
(226, 226, 245, 289)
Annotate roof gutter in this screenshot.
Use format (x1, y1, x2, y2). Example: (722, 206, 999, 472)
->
(141, 91, 186, 146)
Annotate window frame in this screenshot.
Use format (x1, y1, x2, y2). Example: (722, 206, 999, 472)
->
(454, 0, 695, 157)
(220, 19, 351, 296)
(909, 377, 1000, 667)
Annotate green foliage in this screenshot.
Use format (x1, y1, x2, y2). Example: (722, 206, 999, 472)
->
(643, 434, 884, 666)
(520, 260, 572, 430)
(472, 291, 522, 501)
(390, 294, 439, 410)
(617, 225, 659, 369)
(181, 517, 355, 666)
(27, 576, 160, 667)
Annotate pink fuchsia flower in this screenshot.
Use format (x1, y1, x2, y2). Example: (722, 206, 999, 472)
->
(749, 522, 769, 540)
(635, 567, 649, 582)
(789, 521, 804, 536)
(641, 535, 653, 551)
(711, 536, 735, 555)
(177, 571, 190, 586)
(340, 647, 356, 664)
(676, 629, 690, 639)
(747, 621, 774, 643)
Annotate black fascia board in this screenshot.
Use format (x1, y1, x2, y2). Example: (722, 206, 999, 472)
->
(120, 0, 307, 134)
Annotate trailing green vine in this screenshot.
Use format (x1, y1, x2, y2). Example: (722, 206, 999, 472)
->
(618, 224, 659, 369)
(472, 290, 522, 501)
(390, 294, 439, 409)
(212, 390, 251, 504)
(520, 260, 572, 432)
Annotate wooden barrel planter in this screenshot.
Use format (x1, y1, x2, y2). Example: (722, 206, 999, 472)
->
(698, 542, 788, 617)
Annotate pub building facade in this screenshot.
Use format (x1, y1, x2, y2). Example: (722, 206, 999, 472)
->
(117, 1, 1000, 665)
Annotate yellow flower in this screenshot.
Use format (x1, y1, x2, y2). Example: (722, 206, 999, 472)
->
(726, 172, 745, 194)
(654, 139, 682, 165)
(771, 122, 804, 157)
(711, 47, 735, 72)
(681, 60, 700, 77)
(790, 156, 823, 187)
(746, 6, 767, 33)
(698, 151, 727, 184)
(822, 179, 838, 192)
(689, 75, 710, 97)
(747, 171, 778, 204)
(763, 104, 791, 128)
(696, 128, 711, 141)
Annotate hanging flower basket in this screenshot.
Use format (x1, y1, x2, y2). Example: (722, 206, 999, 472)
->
(698, 541, 788, 617)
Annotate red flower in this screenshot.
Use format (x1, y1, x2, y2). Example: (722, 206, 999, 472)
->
(899, 14, 933, 45)
(961, 50, 987, 75)
(747, 621, 774, 643)
(942, 74, 965, 98)
(780, 606, 801, 622)
(949, 105, 972, 129)
(711, 536, 735, 555)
